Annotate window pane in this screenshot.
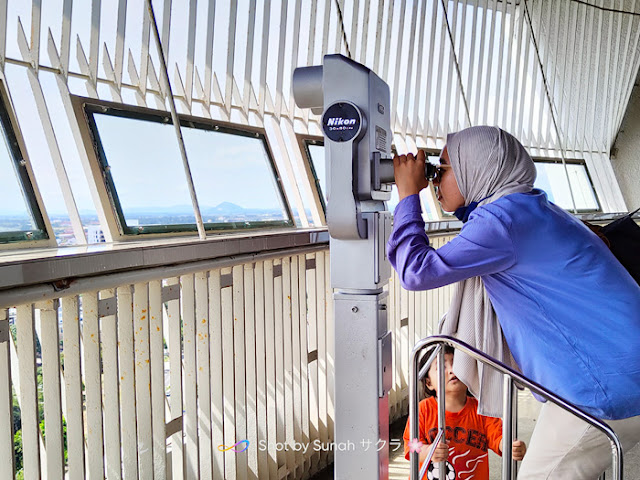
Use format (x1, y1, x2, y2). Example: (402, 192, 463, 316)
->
(92, 112, 197, 228)
(182, 127, 289, 224)
(0, 96, 47, 242)
(0, 135, 36, 232)
(534, 162, 599, 212)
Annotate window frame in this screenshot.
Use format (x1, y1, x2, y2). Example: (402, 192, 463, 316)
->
(0, 80, 55, 248)
(78, 97, 294, 239)
(532, 156, 601, 213)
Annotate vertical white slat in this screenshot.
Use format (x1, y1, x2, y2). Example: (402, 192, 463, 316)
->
(83, 292, 105, 480)
(613, 1, 640, 139)
(89, 0, 101, 89)
(166, 277, 184, 480)
(441, 0, 460, 133)
(411, 0, 428, 137)
(149, 280, 166, 479)
(325, 252, 335, 461)
(358, 0, 369, 65)
(604, 0, 624, 149)
(61, 297, 85, 480)
(39, 300, 64, 479)
(138, 0, 151, 98)
(16, 304, 40, 480)
(221, 268, 237, 479)
(305, 256, 320, 473)
(203, 0, 216, 108)
(133, 284, 153, 477)
(287, 0, 302, 119)
(493, 0, 508, 129)
(401, 0, 419, 133)
(380, 0, 394, 81)
(0, 309, 13, 478)
(472, 0, 488, 127)
(253, 262, 269, 478)
(422, 0, 439, 136)
(315, 252, 328, 468)
(100, 289, 122, 480)
(481, 0, 497, 126)
(371, 0, 384, 73)
(195, 271, 212, 480)
(509, 2, 526, 135)
(209, 270, 225, 480)
(117, 286, 138, 480)
(535, 0, 554, 146)
(283, 256, 296, 477)
(30, 0, 42, 66)
(289, 256, 303, 474)
(349, 0, 360, 59)
(225, 0, 239, 112)
(390, 0, 407, 132)
(181, 274, 199, 480)
(517, 3, 533, 145)
(552, 1, 572, 150)
(569, 2, 589, 151)
(500, 0, 516, 129)
(0, 0, 7, 70)
(273, 259, 286, 473)
(561, 3, 579, 150)
(114, 0, 127, 89)
(243, 263, 259, 480)
(433, 0, 450, 138)
(263, 261, 278, 479)
(333, 0, 345, 55)
(184, 0, 198, 109)
(232, 265, 248, 480)
(258, 0, 272, 117)
(242, 0, 257, 114)
(298, 254, 310, 471)
(544, 1, 563, 150)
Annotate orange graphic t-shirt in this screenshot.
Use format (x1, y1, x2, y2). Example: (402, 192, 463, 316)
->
(403, 397, 502, 480)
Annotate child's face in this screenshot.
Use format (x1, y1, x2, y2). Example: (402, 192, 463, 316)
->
(425, 352, 468, 398)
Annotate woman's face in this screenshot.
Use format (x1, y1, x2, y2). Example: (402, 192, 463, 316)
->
(434, 147, 465, 213)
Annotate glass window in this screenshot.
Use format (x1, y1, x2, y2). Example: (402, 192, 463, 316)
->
(0, 92, 48, 243)
(534, 161, 600, 212)
(86, 105, 292, 235)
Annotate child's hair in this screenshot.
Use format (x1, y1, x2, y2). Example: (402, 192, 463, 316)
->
(420, 345, 463, 398)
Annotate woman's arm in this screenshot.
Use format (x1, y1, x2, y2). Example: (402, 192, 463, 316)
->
(387, 196, 516, 290)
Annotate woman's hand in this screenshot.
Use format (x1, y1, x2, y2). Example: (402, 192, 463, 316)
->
(394, 150, 429, 200)
(512, 439, 527, 461)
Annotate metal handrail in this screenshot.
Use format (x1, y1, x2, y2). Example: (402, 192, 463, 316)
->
(409, 335, 624, 480)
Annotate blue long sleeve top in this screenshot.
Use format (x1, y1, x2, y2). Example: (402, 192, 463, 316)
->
(388, 190, 640, 420)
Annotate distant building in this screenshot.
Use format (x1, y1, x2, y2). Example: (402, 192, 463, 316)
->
(85, 225, 105, 243)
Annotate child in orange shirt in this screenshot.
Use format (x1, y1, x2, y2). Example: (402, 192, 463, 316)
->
(403, 346, 526, 479)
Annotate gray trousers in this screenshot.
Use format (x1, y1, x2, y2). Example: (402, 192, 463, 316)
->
(518, 402, 640, 479)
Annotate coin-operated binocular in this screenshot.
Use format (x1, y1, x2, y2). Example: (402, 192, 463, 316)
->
(293, 55, 396, 479)
(293, 54, 397, 291)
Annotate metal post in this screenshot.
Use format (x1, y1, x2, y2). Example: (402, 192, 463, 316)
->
(502, 375, 514, 480)
(409, 345, 422, 480)
(437, 346, 447, 478)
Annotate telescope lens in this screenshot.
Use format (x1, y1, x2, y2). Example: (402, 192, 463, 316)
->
(425, 162, 437, 182)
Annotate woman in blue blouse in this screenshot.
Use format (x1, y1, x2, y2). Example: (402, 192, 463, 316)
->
(388, 126, 640, 479)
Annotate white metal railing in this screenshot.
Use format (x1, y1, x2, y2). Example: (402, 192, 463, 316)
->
(410, 336, 624, 480)
(0, 232, 457, 479)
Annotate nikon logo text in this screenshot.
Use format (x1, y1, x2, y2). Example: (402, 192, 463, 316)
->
(327, 117, 356, 126)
